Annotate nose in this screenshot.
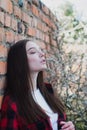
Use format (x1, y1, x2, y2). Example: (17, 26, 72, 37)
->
(39, 49, 45, 57)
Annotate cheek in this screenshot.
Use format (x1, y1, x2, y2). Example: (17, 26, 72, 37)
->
(27, 56, 40, 71)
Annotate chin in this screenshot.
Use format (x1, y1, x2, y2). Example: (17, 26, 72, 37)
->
(41, 67, 47, 71)
(39, 66, 47, 71)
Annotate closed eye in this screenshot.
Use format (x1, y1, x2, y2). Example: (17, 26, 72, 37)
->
(30, 51, 36, 54)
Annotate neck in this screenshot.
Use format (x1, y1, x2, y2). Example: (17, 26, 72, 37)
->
(30, 72, 38, 90)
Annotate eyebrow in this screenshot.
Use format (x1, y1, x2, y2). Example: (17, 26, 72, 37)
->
(27, 47, 36, 51)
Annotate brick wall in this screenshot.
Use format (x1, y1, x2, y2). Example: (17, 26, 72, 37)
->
(0, 0, 58, 105)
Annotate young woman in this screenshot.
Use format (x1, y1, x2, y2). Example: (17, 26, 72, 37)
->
(0, 39, 75, 130)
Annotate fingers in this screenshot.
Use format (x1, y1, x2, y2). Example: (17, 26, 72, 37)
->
(60, 121, 75, 130)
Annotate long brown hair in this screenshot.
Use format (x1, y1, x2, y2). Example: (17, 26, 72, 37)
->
(5, 39, 65, 124)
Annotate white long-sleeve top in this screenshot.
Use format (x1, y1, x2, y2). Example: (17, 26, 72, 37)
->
(32, 89, 58, 130)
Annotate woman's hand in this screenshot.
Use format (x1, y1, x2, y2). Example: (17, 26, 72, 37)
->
(60, 121, 75, 130)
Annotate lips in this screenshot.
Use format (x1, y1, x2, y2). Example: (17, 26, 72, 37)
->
(41, 59, 46, 63)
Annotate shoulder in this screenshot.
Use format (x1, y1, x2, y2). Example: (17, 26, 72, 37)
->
(1, 95, 18, 114)
(44, 83, 54, 94)
(0, 95, 20, 130)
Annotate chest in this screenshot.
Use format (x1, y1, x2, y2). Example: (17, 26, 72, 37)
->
(18, 117, 53, 130)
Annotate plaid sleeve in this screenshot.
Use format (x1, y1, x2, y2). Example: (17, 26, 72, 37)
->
(0, 107, 19, 130)
(58, 112, 66, 130)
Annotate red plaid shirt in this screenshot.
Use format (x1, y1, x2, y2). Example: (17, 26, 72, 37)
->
(0, 85, 66, 130)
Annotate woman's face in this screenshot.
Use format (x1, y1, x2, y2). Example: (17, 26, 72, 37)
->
(26, 41, 47, 73)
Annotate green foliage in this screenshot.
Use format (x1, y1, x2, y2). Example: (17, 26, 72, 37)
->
(47, 1, 87, 129)
(64, 3, 73, 16)
(55, 1, 87, 45)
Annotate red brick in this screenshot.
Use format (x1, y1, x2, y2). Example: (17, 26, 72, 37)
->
(0, 44, 8, 57)
(15, 0, 18, 3)
(37, 41, 46, 49)
(27, 2, 31, 12)
(48, 20, 51, 28)
(14, 34, 26, 42)
(51, 40, 57, 47)
(45, 17, 50, 26)
(36, 29, 40, 39)
(42, 15, 50, 26)
(42, 15, 45, 22)
(32, 18, 37, 27)
(5, 30, 15, 43)
(44, 34, 49, 43)
(32, 0, 39, 6)
(14, 34, 19, 42)
(32, 5, 39, 17)
(0, 0, 13, 14)
(0, 61, 7, 75)
(14, 6, 22, 19)
(42, 25, 45, 32)
(42, 33, 45, 41)
(0, 11, 4, 25)
(51, 22, 57, 30)
(24, 0, 31, 11)
(0, 27, 4, 42)
(11, 17, 17, 31)
(36, 30, 44, 41)
(4, 14, 11, 27)
(49, 10, 54, 19)
(22, 12, 32, 25)
(39, 11, 43, 21)
(21, 23, 25, 34)
(27, 27, 36, 37)
(37, 21, 42, 30)
(42, 5, 49, 15)
(46, 44, 51, 52)
(52, 15, 58, 23)
(42, 24, 50, 33)
(17, 35, 26, 41)
(24, 0, 28, 10)
(48, 21, 57, 30)
(39, 31, 43, 40)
